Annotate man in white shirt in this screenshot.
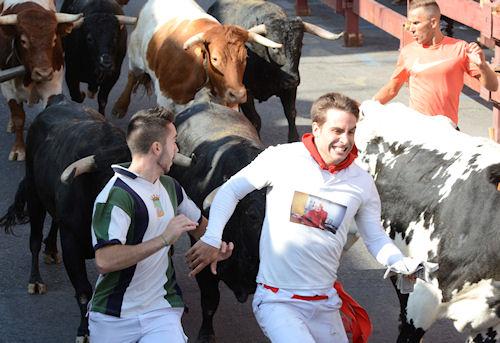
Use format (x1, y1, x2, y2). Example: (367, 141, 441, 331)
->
(89, 107, 232, 343)
(186, 93, 420, 342)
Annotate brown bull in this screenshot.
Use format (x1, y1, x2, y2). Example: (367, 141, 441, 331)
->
(0, 0, 81, 160)
(112, 0, 281, 117)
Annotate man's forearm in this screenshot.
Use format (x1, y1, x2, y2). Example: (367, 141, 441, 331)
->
(189, 216, 208, 241)
(479, 62, 499, 91)
(373, 84, 398, 104)
(95, 236, 165, 274)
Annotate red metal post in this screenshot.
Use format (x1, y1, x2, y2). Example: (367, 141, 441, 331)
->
(295, 0, 311, 16)
(344, 0, 362, 46)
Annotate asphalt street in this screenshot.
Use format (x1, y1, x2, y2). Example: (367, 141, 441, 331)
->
(1, 0, 494, 342)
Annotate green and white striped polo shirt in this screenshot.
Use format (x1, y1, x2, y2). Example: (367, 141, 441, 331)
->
(90, 165, 201, 317)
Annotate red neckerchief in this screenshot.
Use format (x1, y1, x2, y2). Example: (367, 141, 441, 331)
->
(302, 133, 358, 174)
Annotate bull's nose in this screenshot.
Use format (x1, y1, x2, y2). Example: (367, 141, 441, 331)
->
(32, 67, 53, 82)
(226, 87, 247, 104)
(99, 54, 114, 71)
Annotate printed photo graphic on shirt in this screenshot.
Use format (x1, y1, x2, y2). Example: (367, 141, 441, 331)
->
(151, 194, 164, 217)
(289, 191, 346, 234)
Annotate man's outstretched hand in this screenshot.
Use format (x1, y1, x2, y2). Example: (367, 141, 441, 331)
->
(186, 240, 234, 277)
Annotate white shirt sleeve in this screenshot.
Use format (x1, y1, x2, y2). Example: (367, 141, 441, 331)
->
(200, 146, 275, 248)
(177, 187, 202, 223)
(355, 178, 404, 266)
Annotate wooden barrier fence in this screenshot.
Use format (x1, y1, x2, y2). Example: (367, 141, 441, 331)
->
(295, 0, 500, 142)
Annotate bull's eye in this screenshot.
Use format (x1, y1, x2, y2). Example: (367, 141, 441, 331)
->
(211, 56, 218, 64)
(86, 35, 94, 44)
(19, 36, 29, 49)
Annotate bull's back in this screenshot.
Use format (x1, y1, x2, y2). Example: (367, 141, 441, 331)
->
(210, 0, 286, 28)
(128, 0, 216, 72)
(175, 102, 263, 153)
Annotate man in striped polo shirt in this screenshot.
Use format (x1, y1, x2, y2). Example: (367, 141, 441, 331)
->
(89, 107, 232, 343)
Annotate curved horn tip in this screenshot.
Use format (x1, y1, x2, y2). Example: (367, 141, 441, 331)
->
(115, 15, 137, 25)
(0, 14, 18, 25)
(60, 167, 77, 184)
(55, 12, 83, 23)
(173, 153, 192, 167)
(248, 32, 282, 48)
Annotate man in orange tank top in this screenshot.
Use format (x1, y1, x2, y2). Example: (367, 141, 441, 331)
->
(374, 0, 498, 126)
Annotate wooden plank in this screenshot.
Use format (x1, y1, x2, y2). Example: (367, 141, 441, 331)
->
(436, 0, 493, 36)
(352, 0, 407, 39)
(295, 0, 311, 16)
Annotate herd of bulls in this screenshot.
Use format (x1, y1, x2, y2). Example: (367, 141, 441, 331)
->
(0, 0, 498, 343)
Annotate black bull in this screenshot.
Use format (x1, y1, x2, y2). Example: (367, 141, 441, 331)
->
(61, 0, 133, 115)
(0, 94, 130, 341)
(208, 0, 343, 143)
(169, 102, 266, 343)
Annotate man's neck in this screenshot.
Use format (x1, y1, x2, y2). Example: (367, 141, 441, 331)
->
(424, 31, 445, 47)
(128, 156, 161, 184)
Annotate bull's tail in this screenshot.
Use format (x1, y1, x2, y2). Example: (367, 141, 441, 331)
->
(132, 73, 153, 97)
(0, 178, 29, 234)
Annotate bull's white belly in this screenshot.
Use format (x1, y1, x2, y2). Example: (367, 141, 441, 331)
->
(0, 68, 63, 107)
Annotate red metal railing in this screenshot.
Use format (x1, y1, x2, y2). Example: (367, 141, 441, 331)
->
(296, 0, 500, 142)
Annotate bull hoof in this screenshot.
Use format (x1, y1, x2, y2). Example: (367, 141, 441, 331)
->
(112, 104, 127, 119)
(197, 333, 216, 343)
(86, 90, 96, 99)
(28, 282, 47, 294)
(72, 91, 85, 103)
(8, 149, 26, 161)
(6, 119, 14, 133)
(44, 252, 62, 264)
(75, 334, 89, 343)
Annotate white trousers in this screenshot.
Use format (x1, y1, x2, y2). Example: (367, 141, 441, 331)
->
(89, 307, 187, 343)
(252, 284, 348, 343)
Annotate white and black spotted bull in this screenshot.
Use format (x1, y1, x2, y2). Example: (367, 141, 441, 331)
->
(356, 100, 500, 343)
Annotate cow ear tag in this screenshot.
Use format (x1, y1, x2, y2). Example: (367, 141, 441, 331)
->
(497, 183, 500, 191)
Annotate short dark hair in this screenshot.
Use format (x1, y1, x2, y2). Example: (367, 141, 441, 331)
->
(310, 92, 359, 126)
(126, 107, 175, 155)
(408, 0, 440, 14)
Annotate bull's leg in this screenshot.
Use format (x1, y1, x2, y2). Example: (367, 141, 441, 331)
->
(112, 71, 139, 118)
(60, 228, 93, 343)
(6, 117, 14, 133)
(278, 88, 299, 142)
(390, 277, 441, 343)
(7, 99, 26, 161)
(27, 190, 47, 294)
(240, 94, 262, 134)
(194, 266, 221, 343)
(66, 74, 85, 103)
(43, 220, 61, 264)
(97, 74, 120, 115)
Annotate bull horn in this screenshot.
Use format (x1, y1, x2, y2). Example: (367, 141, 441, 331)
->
(203, 186, 221, 212)
(115, 15, 137, 25)
(0, 14, 18, 25)
(247, 31, 282, 48)
(55, 13, 83, 24)
(60, 155, 96, 184)
(248, 24, 266, 35)
(172, 153, 192, 167)
(183, 32, 205, 50)
(73, 17, 84, 29)
(303, 22, 344, 40)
